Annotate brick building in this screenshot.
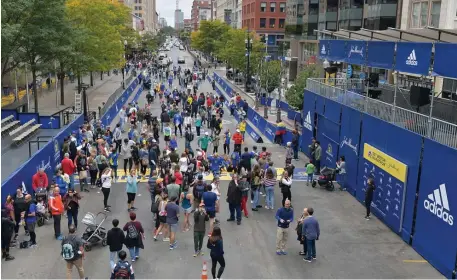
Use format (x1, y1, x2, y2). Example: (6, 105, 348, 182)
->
(191, 0, 211, 31)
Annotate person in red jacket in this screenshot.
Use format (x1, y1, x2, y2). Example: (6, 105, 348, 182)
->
(206, 96, 212, 108)
(61, 153, 76, 191)
(232, 129, 243, 156)
(32, 168, 49, 192)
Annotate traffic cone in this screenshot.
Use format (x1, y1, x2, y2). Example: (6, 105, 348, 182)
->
(201, 261, 208, 280)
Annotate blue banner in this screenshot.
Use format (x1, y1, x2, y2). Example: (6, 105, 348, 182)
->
(339, 105, 361, 195)
(432, 43, 457, 79)
(319, 40, 330, 59)
(328, 40, 347, 62)
(264, 122, 277, 142)
(246, 124, 261, 142)
(324, 99, 341, 124)
(39, 115, 60, 129)
(301, 91, 315, 156)
(1, 109, 18, 121)
(346, 41, 366, 65)
(18, 113, 39, 124)
(412, 139, 457, 279)
(315, 95, 325, 115)
(367, 41, 395, 69)
(317, 115, 339, 168)
(395, 42, 432, 75)
(292, 168, 308, 181)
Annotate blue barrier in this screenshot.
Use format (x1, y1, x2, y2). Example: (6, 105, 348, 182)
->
(53, 114, 85, 165)
(301, 91, 315, 156)
(18, 112, 39, 124)
(287, 110, 302, 124)
(132, 84, 145, 103)
(39, 115, 61, 129)
(1, 109, 18, 121)
(412, 139, 457, 279)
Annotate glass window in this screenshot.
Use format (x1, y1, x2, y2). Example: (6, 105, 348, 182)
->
(279, 18, 285, 28)
(411, 2, 420, 28)
(260, 18, 266, 28)
(261, 2, 267, 12)
(280, 3, 286, 12)
(420, 1, 428, 27)
(270, 2, 276, 12)
(269, 18, 276, 28)
(430, 1, 441, 27)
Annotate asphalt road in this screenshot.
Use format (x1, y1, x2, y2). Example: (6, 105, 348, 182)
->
(1, 46, 444, 279)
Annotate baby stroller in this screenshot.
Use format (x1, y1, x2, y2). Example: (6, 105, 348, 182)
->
(35, 188, 50, 227)
(81, 212, 108, 251)
(311, 167, 337, 191)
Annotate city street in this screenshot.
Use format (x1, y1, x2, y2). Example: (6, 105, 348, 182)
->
(1, 47, 443, 279)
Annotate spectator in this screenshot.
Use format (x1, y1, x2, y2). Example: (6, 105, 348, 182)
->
(232, 129, 243, 155)
(193, 201, 209, 257)
(365, 178, 376, 220)
(207, 227, 225, 279)
(61, 153, 76, 190)
(263, 168, 277, 210)
(32, 168, 49, 193)
(275, 199, 294, 255)
(126, 169, 138, 211)
(63, 189, 81, 230)
(306, 162, 315, 186)
(302, 207, 320, 262)
(61, 225, 85, 279)
(291, 130, 299, 160)
(166, 196, 180, 250)
(75, 151, 89, 192)
(13, 187, 28, 241)
(101, 168, 112, 212)
(1, 209, 15, 261)
(24, 194, 37, 248)
(239, 175, 250, 218)
(123, 212, 144, 262)
(336, 156, 346, 191)
(166, 176, 180, 205)
(226, 174, 242, 225)
(314, 141, 322, 174)
(280, 171, 293, 207)
(49, 187, 65, 240)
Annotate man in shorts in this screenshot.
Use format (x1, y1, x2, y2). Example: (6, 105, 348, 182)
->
(202, 185, 218, 237)
(165, 196, 180, 250)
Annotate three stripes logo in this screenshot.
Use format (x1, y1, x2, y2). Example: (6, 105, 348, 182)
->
(321, 45, 326, 55)
(424, 184, 454, 226)
(406, 49, 418, 66)
(303, 111, 312, 131)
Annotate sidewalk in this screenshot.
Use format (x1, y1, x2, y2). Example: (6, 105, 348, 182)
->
(30, 72, 125, 116)
(212, 68, 297, 130)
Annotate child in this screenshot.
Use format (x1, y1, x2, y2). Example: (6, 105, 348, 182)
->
(193, 202, 209, 257)
(306, 161, 315, 186)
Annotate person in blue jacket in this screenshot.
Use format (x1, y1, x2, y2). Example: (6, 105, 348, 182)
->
(223, 130, 231, 155)
(54, 170, 68, 196)
(168, 75, 173, 88)
(173, 111, 183, 137)
(207, 227, 225, 279)
(230, 151, 240, 173)
(207, 153, 227, 176)
(169, 135, 178, 150)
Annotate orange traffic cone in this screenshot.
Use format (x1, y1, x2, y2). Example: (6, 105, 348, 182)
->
(201, 261, 208, 280)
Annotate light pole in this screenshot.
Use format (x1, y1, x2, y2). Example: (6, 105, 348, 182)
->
(122, 40, 127, 89)
(245, 35, 252, 93)
(81, 83, 90, 120)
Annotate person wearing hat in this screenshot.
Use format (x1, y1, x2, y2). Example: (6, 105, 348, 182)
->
(198, 132, 211, 153)
(193, 201, 209, 257)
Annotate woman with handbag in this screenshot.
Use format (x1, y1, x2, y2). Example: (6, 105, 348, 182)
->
(88, 155, 98, 188)
(251, 165, 262, 211)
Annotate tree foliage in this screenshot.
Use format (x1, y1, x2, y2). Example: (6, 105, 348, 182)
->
(259, 60, 281, 93)
(285, 64, 321, 110)
(190, 20, 230, 55)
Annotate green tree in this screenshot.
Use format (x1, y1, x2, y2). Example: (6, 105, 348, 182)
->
(259, 60, 281, 93)
(285, 64, 321, 110)
(190, 20, 230, 55)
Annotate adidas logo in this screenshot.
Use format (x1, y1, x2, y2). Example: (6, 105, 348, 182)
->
(303, 111, 312, 131)
(424, 184, 454, 226)
(406, 50, 418, 66)
(321, 45, 326, 55)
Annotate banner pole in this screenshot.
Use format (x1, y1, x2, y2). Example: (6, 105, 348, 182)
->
(364, 65, 370, 113)
(392, 71, 398, 122)
(426, 43, 436, 139)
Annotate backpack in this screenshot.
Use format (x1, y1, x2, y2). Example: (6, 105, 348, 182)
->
(186, 133, 194, 142)
(126, 222, 139, 239)
(231, 153, 237, 160)
(114, 261, 131, 279)
(151, 196, 160, 213)
(61, 236, 79, 261)
(194, 183, 205, 200)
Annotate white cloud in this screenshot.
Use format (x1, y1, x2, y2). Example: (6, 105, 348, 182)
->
(157, 0, 192, 26)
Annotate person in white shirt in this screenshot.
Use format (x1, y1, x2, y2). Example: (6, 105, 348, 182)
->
(183, 114, 192, 130)
(280, 171, 293, 207)
(113, 124, 122, 153)
(101, 168, 112, 212)
(121, 139, 135, 174)
(119, 108, 126, 132)
(211, 177, 221, 199)
(179, 155, 189, 173)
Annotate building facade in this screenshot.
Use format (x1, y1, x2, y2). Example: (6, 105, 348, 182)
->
(216, 0, 229, 22)
(184, 18, 193, 32)
(175, 9, 185, 30)
(191, 0, 211, 31)
(159, 17, 168, 28)
(122, 0, 157, 33)
(242, 0, 288, 56)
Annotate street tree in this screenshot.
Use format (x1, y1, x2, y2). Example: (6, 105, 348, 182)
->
(190, 20, 230, 55)
(259, 60, 281, 93)
(285, 64, 321, 110)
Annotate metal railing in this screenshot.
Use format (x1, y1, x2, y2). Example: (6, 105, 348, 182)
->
(99, 74, 134, 117)
(306, 78, 457, 149)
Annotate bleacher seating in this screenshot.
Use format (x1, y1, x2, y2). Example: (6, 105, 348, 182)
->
(12, 124, 41, 146)
(1, 115, 20, 136)
(1, 115, 13, 125)
(9, 119, 36, 137)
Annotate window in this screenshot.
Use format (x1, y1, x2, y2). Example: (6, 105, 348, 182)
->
(269, 18, 276, 28)
(135, 0, 142, 3)
(260, 18, 266, 28)
(430, 1, 441, 27)
(280, 3, 286, 12)
(411, 1, 428, 28)
(261, 2, 267, 12)
(135, 5, 142, 10)
(279, 18, 285, 28)
(270, 2, 276, 12)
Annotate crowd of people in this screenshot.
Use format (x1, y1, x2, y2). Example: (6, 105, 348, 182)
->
(1, 57, 324, 279)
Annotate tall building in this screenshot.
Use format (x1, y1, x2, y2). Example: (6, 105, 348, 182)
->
(242, 0, 287, 56)
(191, 0, 211, 31)
(216, 0, 229, 22)
(122, 0, 157, 33)
(175, 9, 185, 30)
(184, 18, 193, 32)
(159, 17, 168, 28)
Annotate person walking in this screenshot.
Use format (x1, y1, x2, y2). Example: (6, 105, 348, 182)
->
(314, 141, 322, 174)
(166, 196, 180, 250)
(121, 139, 135, 175)
(180, 185, 193, 232)
(49, 187, 65, 240)
(251, 165, 262, 211)
(302, 207, 320, 262)
(297, 208, 309, 257)
(126, 169, 139, 211)
(110, 250, 135, 279)
(12, 187, 28, 241)
(107, 219, 125, 269)
(275, 199, 294, 255)
(101, 168, 112, 212)
(291, 130, 299, 160)
(207, 227, 225, 279)
(1, 209, 15, 261)
(364, 178, 376, 220)
(226, 174, 242, 225)
(63, 189, 81, 230)
(154, 193, 169, 241)
(280, 171, 293, 207)
(193, 201, 209, 257)
(166, 177, 180, 205)
(223, 129, 231, 155)
(239, 175, 251, 218)
(305, 162, 315, 186)
(123, 212, 144, 262)
(202, 184, 218, 236)
(61, 225, 85, 279)
(263, 168, 277, 210)
(24, 194, 37, 247)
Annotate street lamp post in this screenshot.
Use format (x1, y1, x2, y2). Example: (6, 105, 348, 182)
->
(81, 83, 90, 120)
(245, 35, 252, 93)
